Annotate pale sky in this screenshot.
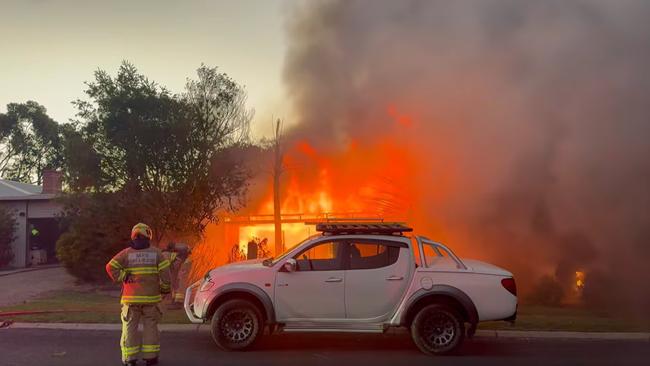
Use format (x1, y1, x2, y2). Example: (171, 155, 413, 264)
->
(0, 0, 292, 138)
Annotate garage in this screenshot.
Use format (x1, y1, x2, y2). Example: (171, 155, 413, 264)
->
(0, 171, 63, 268)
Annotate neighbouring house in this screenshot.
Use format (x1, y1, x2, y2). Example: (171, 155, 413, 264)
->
(0, 170, 64, 268)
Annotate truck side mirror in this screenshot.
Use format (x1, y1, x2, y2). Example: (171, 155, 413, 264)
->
(283, 258, 297, 272)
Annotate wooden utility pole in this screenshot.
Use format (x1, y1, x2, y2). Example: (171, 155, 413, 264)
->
(272, 119, 284, 256)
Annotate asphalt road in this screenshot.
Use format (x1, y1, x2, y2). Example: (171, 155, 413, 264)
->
(1, 329, 648, 366)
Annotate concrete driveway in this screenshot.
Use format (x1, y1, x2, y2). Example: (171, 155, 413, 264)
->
(0, 266, 77, 307)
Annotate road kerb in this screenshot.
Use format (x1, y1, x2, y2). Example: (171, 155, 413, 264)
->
(5, 322, 210, 332)
(3, 322, 649, 341)
(0, 264, 62, 277)
(475, 329, 650, 341)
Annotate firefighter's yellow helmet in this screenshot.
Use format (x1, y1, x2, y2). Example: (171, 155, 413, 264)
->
(131, 223, 153, 240)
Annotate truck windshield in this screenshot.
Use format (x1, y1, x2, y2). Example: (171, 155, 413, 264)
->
(262, 236, 313, 266)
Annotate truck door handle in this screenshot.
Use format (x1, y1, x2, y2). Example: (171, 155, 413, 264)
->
(386, 276, 404, 281)
(325, 277, 343, 283)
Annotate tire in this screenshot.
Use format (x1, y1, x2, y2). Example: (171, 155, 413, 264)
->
(410, 303, 465, 355)
(210, 299, 263, 351)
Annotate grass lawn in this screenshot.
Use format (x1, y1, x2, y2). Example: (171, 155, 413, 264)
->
(2, 289, 648, 332)
(479, 305, 649, 332)
(0, 290, 189, 324)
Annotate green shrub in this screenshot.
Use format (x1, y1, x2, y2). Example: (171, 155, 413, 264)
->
(56, 193, 134, 282)
(0, 206, 16, 267)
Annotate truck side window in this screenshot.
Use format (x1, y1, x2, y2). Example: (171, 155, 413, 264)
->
(294, 241, 343, 271)
(348, 242, 400, 270)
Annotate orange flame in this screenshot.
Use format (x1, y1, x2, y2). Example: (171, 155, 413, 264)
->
(575, 271, 585, 290)
(191, 105, 429, 277)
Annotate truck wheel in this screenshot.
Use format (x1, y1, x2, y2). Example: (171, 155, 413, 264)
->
(411, 303, 464, 355)
(211, 299, 262, 351)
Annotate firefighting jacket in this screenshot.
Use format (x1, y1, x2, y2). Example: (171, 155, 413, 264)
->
(162, 251, 180, 290)
(174, 257, 193, 302)
(106, 246, 172, 304)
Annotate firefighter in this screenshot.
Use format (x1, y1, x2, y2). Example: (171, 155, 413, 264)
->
(173, 246, 192, 304)
(162, 242, 191, 308)
(161, 243, 179, 304)
(106, 223, 171, 366)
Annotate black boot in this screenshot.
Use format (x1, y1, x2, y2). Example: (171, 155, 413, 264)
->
(145, 357, 159, 366)
(122, 361, 137, 366)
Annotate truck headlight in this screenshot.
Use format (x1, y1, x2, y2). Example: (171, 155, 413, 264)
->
(199, 273, 215, 292)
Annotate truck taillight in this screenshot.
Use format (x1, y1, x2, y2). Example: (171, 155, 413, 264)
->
(501, 278, 517, 296)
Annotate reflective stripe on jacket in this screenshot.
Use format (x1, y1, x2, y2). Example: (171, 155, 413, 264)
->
(106, 246, 171, 304)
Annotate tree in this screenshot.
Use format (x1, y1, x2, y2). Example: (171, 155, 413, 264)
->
(0, 101, 65, 184)
(57, 62, 252, 281)
(56, 192, 133, 281)
(67, 62, 252, 240)
(0, 205, 16, 267)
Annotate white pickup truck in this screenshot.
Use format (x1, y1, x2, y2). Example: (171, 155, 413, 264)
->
(184, 223, 517, 355)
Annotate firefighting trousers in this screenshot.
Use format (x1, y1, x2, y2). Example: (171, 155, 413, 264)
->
(120, 303, 163, 361)
(172, 289, 185, 303)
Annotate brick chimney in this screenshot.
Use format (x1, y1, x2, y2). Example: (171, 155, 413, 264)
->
(41, 169, 63, 194)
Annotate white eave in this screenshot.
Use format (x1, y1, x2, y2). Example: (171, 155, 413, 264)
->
(0, 194, 57, 201)
(0, 179, 57, 201)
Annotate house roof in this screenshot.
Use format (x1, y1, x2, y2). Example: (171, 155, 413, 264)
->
(0, 179, 56, 201)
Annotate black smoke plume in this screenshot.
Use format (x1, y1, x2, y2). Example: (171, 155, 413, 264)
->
(283, 0, 650, 315)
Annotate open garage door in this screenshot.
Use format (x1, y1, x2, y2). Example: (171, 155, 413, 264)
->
(27, 218, 64, 265)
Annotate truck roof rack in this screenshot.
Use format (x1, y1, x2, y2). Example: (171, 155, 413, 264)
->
(313, 222, 413, 236)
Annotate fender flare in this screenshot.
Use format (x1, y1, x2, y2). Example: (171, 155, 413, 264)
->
(400, 285, 479, 326)
(208, 282, 276, 324)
